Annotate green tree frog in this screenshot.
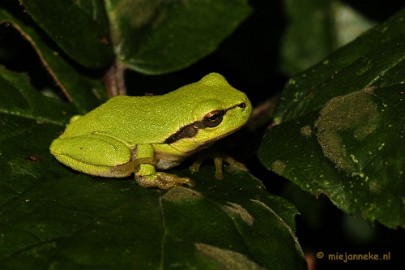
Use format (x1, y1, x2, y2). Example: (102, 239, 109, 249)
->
(50, 73, 252, 189)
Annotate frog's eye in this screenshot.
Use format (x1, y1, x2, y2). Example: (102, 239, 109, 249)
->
(203, 110, 224, 127)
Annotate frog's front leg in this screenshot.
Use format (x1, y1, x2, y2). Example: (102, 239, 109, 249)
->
(189, 151, 249, 180)
(134, 144, 194, 189)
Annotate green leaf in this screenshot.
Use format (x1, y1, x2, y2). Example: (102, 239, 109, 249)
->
(0, 8, 108, 113)
(259, 8, 405, 228)
(18, 0, 251, 75)
(105, 0, 252, 74)
(0, 69, 306, 269)
(19, 0, 114, 69)
(280, 0, 375, 75)
(0, 67, 75, 125)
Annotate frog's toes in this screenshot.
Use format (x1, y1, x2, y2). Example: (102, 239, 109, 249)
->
(135, 173, 195, 189)
(223, 156, 249, 173)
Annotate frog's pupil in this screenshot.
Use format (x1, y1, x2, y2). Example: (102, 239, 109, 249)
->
(203, 110, 224, 127)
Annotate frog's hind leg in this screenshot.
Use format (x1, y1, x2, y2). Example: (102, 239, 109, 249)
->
(50, 133, 133, 177)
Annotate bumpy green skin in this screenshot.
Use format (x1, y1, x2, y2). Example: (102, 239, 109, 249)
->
(50, 73, 252, 189)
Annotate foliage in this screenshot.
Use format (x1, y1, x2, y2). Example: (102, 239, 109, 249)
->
(259, 8, 405, 229)
(0, 0, 404, 269)
(0, 0, 306, 269)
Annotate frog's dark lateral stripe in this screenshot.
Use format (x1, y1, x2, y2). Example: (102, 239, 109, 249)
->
(164, 121, 205, 144)
(164, 102, 246, 144)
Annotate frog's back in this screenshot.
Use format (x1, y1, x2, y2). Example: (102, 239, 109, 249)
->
(60, 73, 249, 145)
(61, 95, 188, 144)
